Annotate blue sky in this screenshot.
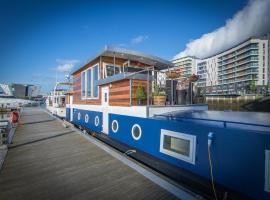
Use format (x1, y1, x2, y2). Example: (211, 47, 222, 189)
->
(0, 0, 248, 94)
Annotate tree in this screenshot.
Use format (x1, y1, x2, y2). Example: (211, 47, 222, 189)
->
(136, 84, 146, 105)
(250, 79, 256, 94)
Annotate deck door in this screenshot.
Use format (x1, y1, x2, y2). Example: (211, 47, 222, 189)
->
(102, 87, 109, 134)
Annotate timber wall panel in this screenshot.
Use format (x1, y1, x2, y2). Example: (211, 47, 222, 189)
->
(109, 79, 130, 106)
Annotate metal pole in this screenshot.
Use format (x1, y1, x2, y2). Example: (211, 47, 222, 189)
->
(99, 56, 102, 79)
(190, 82, 193, 104)
(130, 79, 132, 106)
(147, 68, 149, 106)
(171, 78, 173, 105)
(113, 53, 116, 75)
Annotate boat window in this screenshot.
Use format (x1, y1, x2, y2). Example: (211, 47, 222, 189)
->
(105, 64, 121, 77)
(163, 135, 190, 156)
(85, 114, 89, 123)
(93, 65, 99, 97)
(160, 129, 196, 164)
(81, 72, 86, 97)
(112, 120, 119, 133)
(104, 92, 107, 102)
(95, 116, 99, 126)
(131, 124, 142, 140)
(82, 64, 99, 99)
(87, 70, 92, 97)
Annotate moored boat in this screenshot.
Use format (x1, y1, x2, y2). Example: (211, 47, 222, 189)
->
(65, 47, 270, 200)
(46, 81, 72, 118)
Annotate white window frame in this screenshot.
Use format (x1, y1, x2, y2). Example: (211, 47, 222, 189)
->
(131, 124, 142, 141)
(111, 120, 119, 133)
(160, 129, 196, 165)
(104, 62, 121, 78)
(81, 63, 100, 100)
(81, 71, 86, 98)
(95, 116, 99, 127)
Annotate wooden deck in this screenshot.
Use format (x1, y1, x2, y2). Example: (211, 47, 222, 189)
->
(0, 107, 178, 200)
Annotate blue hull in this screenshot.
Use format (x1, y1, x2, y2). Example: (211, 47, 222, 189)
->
(67, 107, 270, 200)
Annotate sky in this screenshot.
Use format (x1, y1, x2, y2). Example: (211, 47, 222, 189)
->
(0, 0, 252, 94)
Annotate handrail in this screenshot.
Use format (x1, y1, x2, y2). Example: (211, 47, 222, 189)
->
(153, 113, 270, 129)
(123, 66, 154, 79)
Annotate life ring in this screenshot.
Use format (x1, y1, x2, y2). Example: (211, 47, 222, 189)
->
(10, 111, 19, 123)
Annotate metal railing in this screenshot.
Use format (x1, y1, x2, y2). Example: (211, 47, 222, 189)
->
(125, 67, 194, 106)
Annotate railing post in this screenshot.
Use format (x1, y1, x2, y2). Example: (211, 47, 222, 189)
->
(147, 68, 149, 106)
(130, 79, 132, 106)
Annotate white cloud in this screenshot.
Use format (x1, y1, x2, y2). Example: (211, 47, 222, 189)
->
(54, 59, 80, 73)
(174, 0, 270, 59)
(131, 35, 149, 44)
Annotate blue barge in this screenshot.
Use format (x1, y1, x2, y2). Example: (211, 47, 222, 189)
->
(65, 47, 270, 200)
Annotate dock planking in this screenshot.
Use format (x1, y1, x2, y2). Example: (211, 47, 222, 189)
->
(0, 107, 178, 200)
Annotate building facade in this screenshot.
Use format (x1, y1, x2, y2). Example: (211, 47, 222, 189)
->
(171, 56, 199, 90)
(0, 83, 41, 97)
(196, 35, 269, 95)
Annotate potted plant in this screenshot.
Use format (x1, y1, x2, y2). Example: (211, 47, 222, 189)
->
(153, 84, 166, 105)
(166, 70, 181, 79)
(189, 74, 199, 82)
(136, 84, 146, 105)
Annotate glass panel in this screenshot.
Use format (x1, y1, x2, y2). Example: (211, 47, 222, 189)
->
(106, 65, 121, 77)
(81, 72, 85, 97)
(104, 92, 107, 102)
(133, 126, 140, 138)
(87, 70, 91, 97)
(163, 135, 190, 156)
(93, 65, 99, 97)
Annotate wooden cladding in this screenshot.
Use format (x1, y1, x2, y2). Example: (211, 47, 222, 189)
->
(71, 55, 152, 106)
(109, 79, 151, 106)
(109, 79, 130, 106)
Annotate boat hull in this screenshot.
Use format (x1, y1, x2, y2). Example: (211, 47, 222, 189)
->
(66, 106, 270, 200)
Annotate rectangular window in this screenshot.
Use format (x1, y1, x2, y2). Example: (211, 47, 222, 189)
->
(93, 65, 99, 97)
(87, 69, 92, 97)
(81, 72, 85, 97)
(160, 129, 196, 164)
(81, 64, 99, 99)
(105, 64, 121, 77)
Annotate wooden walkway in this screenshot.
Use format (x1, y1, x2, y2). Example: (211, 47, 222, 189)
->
(0, 107, 178, 200)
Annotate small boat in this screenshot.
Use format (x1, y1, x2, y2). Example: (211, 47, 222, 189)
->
(46, 81, 72, 118)
(65, 47, 270, 200)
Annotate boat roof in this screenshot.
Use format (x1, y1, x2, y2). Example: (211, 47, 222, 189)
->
(153, 110, 270, 132)
(72, 46, 174, 75)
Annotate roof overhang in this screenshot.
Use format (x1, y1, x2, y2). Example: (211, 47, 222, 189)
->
(72, 47, 174, 75)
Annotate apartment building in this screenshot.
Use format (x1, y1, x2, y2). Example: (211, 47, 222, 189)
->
(196, 35, 269, 95)
(171, 56, 199, 89)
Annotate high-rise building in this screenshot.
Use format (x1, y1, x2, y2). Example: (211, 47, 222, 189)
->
(171, 56, 199, 89)
(196, 35, 269, 95)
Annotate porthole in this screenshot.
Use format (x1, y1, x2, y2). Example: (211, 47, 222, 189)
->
(131, 124, 142, 140)
(112, 120, 119, 133)
(78, 112, 81, 120)
(95, 116, 99, 127)
(85, 114, 89, 123)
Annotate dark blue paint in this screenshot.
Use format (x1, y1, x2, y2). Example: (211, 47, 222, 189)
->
(66, 108, 70, 121)
(72, 108, 102, 133)
(69, 108, 270, 200)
